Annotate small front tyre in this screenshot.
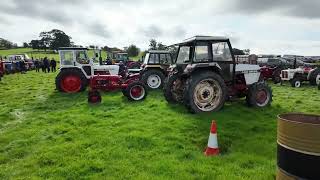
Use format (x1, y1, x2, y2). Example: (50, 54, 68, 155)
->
(125, 82, 148, 101)
(88, 90, 102, 104)
(246, 82, 272, 108)
(291, 78, 301, 88)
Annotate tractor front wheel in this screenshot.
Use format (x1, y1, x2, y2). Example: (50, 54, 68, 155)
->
(291, 78, 301, 88)
(163, 73, 185, 104)
(246, 82, 272, 108)
(56, 69, 88, 93)
(125, 82, 147, 101)
(88, 90, 102, 104)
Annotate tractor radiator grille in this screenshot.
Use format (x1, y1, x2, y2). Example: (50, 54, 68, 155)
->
(282, 71, 288, 78)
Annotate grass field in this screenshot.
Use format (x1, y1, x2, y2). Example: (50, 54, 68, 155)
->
(0, 50, 319, 179)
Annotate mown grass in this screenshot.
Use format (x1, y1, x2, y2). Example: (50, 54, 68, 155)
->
(0, 70, 319, 179)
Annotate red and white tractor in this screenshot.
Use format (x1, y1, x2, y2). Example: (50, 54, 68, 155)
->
(164, 36, 272, 113)
(280, 66, 320, 88)
(55, 47, 147, 103)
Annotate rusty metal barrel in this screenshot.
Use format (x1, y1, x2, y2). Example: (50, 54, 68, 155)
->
(277, 113, 320, 180)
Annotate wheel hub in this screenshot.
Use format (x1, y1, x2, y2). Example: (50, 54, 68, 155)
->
(61, 75, 81, 93)
(256, 90, 268, 105)
(130, 85, 145, 100)
(147, 75, 161, 89)
(193, 79, 222, 112)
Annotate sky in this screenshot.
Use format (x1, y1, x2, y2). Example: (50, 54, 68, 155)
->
(0, 0, 320, 55)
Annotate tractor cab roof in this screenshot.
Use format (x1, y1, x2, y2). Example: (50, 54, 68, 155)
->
(147, 50, 170, 54)
(172, 35, 229, 46)
(58, 47, 88, 51)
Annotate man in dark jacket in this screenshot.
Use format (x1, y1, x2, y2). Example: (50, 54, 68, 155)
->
(50, 58, 57, 72)
(34, 59, 40, 72)
(43, 57, 50, 73)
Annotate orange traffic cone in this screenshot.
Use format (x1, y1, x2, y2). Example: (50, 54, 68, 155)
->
(204, 120, 219, 156)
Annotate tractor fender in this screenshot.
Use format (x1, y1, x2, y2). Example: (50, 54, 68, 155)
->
(142, 67, 166, 75)
(189, 66, 222, 77)
(60, 67, 89, 79)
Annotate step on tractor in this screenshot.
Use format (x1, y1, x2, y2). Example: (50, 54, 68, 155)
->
(55, 47, 147, 103)
(280, 66, 320, 88)
(164, 36, 272, 113)
(109, 51, 141, 69)
(140, 50, 173, 89)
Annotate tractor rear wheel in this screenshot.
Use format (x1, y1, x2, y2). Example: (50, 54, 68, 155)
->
(291, 78, 301, 88)
(184, 71, 227, 113)
(56, 69, 88, 93)
(88, 90, 102, 104)
(163, 73, 185, 104)
(246, 82, 272, 108)
(141, 69, 165, 89)
(124, 82, 147, 101)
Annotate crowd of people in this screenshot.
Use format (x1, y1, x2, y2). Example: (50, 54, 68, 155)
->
(33, 57, 57, 73)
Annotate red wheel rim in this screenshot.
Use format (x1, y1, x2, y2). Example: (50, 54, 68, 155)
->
(90, 96, 100, 103)
(61, 75, 82, 93)
(256, 90, 268, 105)
(130, 86, 143, 98)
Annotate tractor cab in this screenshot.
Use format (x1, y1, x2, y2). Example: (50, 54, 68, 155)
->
(171, 36, 235, 82)
(59, 47, 120, 78)
(110, 51, 129, 63)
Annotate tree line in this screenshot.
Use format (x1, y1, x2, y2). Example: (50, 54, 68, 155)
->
(1, 30, 249, 57)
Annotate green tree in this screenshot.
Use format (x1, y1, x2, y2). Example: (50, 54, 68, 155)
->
(0, 38, 16, 49)
(23, 42, 29, 48)
(149, 39, 157, 50)
(157, 42, 166, 50)
(49, 29, 72, 50)
(29, 40, 41, 51)
(232, 48, 245, 55)
(127, 44, 140, 57)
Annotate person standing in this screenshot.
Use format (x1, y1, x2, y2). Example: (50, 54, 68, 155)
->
(43, 57, 50, 73)
(40, 58, 46, 73)
(50, 58, 57, 72)
(34, 59, 40, 72)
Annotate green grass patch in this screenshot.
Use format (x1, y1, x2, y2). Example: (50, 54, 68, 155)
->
(0, 70, 319, 179)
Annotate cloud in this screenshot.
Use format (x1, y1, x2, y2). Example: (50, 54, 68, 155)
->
(229, 0, 320, 19)
(88, 22, 111, 38)
(141, 25, 163, 38)
(0, 0, 75, 24)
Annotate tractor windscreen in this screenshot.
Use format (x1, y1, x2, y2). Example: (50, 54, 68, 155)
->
(176, 46, 191, 64)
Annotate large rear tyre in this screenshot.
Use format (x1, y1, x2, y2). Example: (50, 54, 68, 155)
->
(125, 82, 148, 101)
(56, 69, 88, 93)
(184, 71, 227, 113)
(141, 69, 165, 89)
(163, 73, 184, 104)
(246, 82, 272, 108)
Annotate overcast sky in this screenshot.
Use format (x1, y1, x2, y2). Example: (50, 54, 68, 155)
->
(1, 0, 320, 55)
